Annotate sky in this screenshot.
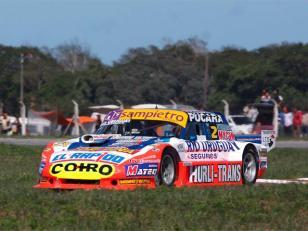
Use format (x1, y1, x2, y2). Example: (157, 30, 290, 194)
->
(0, 0, 308, 64)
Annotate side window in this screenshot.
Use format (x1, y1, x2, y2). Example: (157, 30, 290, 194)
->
(104, 124, 119, 134)
(184, 122, 205, 140)
(184, 122, 196, 140)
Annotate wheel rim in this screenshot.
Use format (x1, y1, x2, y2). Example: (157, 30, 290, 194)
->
(161, 155, 175, 185)
(243, 153, 257, 182)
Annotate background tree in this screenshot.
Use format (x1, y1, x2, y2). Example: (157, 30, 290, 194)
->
(1, 40, 308, 117)
(52, 40, 91, 73)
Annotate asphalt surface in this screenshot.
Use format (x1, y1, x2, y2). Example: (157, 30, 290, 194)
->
(257, 178, 308, 185)
(0, 137, 62, 146)
(275, 140, 308, 149)
(0, 137, 308, 148)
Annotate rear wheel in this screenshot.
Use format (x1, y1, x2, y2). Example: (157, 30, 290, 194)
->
(158, 150, 177, 186)
(242, 150, 258, 184)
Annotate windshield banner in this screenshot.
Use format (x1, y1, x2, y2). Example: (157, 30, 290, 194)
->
(104, 109, 188, 127)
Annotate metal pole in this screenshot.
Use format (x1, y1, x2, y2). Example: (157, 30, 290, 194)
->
(203, 54, 209, 110)
(0, 102, 3, 115)
(221, 99, 230, 118)
(20, 54, 26, 136)
(20, 54, 24, 105)
(72, 100, 80, 136)
(116, 99, 124, 109)
(272, 100, 279, 137)
(169, 99, 177, 109)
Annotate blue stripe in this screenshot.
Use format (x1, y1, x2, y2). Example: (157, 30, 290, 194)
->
(235, 135, 261, 144)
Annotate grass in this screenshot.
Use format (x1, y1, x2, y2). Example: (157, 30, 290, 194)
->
(264, 148, 308, 179)
(0, 144, 307, 230)
(277, 135, 308, 141)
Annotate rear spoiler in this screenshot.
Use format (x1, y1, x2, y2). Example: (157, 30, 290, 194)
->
(235, 130, 276, 152)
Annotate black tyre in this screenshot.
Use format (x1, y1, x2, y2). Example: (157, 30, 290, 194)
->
(242, 150, 258, 185)
(159, 150, 177, 186)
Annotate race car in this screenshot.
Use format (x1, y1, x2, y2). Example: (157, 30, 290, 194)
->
(34, 108, 275, 190)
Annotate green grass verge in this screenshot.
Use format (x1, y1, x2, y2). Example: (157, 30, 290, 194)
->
(0, 144, 307, 230)
(264, 148, 308, 179)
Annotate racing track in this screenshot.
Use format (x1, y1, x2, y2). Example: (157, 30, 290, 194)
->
(257, 178, 308, 185)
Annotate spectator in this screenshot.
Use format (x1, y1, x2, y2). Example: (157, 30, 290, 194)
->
(278, 111, 285, 135)
(0, 113, 11, 135)
(95, 114, 102, 131)
(11, 118, 21, 135)
(293, 107, 303, 138)
(272, 89, 283, 108)
(302, 112, 308, 137)
(243, 105, 249, 116)
(246, 105, 259, 122)
(261, 89, 272, 103)
(283, 106, 293, 136)
(253, 122, 262, 134)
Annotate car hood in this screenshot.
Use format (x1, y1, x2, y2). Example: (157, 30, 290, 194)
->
(48, 135, 170, 165)
(52, 135, 170, 154)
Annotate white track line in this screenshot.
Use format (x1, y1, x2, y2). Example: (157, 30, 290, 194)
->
(257, 178, 308, 185)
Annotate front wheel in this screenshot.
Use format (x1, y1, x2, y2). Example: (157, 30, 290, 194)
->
(159, 151, 177, 186)
(242, 150, 258, 185)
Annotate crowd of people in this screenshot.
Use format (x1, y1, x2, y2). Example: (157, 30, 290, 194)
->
(260, 89, 308, 138)
(279, 106, 308, 138)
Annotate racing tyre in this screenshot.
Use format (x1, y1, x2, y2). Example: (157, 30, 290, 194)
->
(159, 150, 177, 186)
(242, 150, 258, 185)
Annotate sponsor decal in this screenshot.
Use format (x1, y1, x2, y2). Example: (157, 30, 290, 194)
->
(74, 147, 135, 154)
(218, 130, 235, 140)
(100, 153, 125, 164)
(188, 112, 224, 123)
(104, 110, 122, 121)
(102, 147, 136, 154)
(188, 153, 218, 160)
(189, 164, 241, 183)
(73, 147, 105, 152)
(102, 119, 130, 125)
(49, 162, 115, 180)
(109, 140, 142, 147)
(104, 109, 188, 127)
(125, 163, 158, 177)
(185, 140, 240, 153)
(38, 161, 46, 175)
(119, 179, 151, 185)
(261, 130, 276, 151)
(178, 144, 185, 152)
(51, 153, 102, 162)
(121, 109, 188, 127)
(51, 152, 125, 164)
(129, 158, 160, 164)
(117, 136, 154, 141)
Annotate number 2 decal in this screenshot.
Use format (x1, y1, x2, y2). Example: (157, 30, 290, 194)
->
(210, 125, 218, 139)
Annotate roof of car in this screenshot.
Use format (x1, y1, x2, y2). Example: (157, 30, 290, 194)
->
(104, 109, 227, 127)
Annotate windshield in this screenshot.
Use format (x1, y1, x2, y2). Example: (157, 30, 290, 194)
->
(96, 120, 182, 138)
(232, 116, 252, 125)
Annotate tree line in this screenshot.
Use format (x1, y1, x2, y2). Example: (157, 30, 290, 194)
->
(0, 39, 308, 117)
